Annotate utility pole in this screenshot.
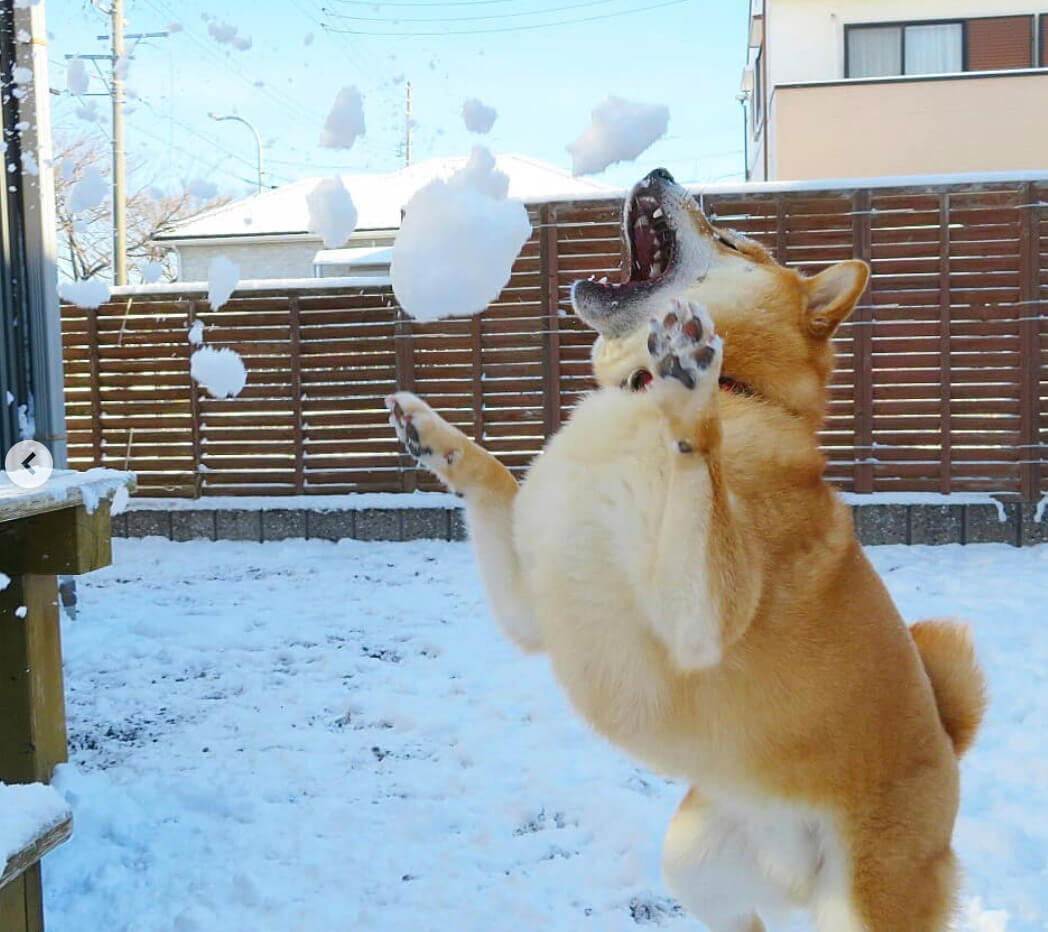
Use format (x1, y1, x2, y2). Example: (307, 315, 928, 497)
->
(110, 0, 126, 285)
(405, 81, 412, 167)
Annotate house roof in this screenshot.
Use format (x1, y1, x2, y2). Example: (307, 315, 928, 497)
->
(156, 153, 613, 242)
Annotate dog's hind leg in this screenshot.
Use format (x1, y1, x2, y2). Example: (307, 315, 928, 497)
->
(643, 301, 762, 671)
(386, 392, 542, 652)
(662, 789, 774, 932)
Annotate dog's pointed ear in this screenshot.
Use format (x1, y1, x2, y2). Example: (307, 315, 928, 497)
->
(804, 260, 869, 339)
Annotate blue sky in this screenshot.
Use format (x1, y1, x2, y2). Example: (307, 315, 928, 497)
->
(47, 0, 747, 198)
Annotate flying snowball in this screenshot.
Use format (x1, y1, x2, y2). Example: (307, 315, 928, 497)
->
(58, 279, 110, 309)
(207, 256, 239, 310)
(307, 177, 358, 248)
(391, 146, 531, 322)
(190, 347, 247, 399)
(567, 96, 669, 176)
(462, 98, 497, 134)
(319, 86, 365, 150)
(66, 58, 89, 96)
(69, 166, 107, 214)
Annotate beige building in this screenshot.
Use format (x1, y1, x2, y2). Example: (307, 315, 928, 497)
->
(744, 0, 1048, 180)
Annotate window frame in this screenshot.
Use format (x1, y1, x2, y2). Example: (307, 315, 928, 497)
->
(844, 18, 969, 79)
(752, 46, 764, 134)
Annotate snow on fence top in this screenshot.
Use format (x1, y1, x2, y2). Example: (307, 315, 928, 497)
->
(0, 782, 71, 878)
(58, 175, 1048, 502)
(0, 468, 135, 522)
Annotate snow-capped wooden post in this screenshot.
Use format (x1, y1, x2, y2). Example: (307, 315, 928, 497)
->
(0, 469, 133, 930)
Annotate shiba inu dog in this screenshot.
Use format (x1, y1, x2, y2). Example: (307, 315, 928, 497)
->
(386, 168, 986, 932)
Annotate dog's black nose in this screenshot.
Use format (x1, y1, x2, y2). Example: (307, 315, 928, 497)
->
(645, 167, 675, 185)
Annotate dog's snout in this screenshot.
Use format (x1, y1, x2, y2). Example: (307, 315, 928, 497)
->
(645, 167, 675, 186)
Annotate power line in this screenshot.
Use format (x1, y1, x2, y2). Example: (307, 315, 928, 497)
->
(321, 0, 632, 23)
(321, 0, 689, 35)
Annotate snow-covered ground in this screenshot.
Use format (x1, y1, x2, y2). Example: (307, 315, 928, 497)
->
(44, 539, 1046, 931)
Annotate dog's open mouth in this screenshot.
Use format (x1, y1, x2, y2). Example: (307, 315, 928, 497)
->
(624, 187, 678, 286)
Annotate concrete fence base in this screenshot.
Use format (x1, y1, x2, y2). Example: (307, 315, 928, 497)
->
(112, 502, 1045, 547)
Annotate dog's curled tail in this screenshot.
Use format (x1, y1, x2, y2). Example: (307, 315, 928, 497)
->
(910, 620, 987, 758)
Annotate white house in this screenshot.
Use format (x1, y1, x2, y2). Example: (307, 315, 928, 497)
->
(155, 154, 613, 282)
(744, 0, 1048, 180)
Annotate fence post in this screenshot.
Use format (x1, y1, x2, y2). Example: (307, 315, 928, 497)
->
(186, 300, 203, 498)
(471, 313, 484, 443)
(938, 193, 953, 494)
(85, 307, 102, 467)
(775, 194, 788, 266)
(289, 296, 305, 493)
(1019, 182, 1040, 502)
(540, 203, 562, 437)
(394, 310, 416, 492)
(851, 190, 874, 493)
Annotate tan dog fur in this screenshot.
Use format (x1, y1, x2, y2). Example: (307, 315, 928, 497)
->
(385, 177, 986, 932)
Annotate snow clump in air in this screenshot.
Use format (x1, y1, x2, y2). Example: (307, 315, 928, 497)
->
(567, 96, 669, 176)
(69, 166, 107, 214)
(204, 16, 252, 51)
(66, 58, 89, 96)
(207, 256, 239, 310)
(58, 279, 110, 309)
(307, 177, 358, 248)
(319, 86, 365, 150)
(462, 98, 497, 134)
(141, 260, 164, 284)
(391, 146, 531, 321)
(187, 177, 218, 200)
(190, 347, 247, 399)
(188, 320, 205, 345)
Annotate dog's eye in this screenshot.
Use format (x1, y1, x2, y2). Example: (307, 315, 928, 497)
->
(627, 369, 653, 391)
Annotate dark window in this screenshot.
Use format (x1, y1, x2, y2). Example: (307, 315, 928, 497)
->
(1041, 14, 1048, 66)
(967, 16, 1033, 70)
(753, 47, 763, 131)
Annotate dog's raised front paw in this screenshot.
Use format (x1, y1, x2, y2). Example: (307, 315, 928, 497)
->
(386, 392, 467, 488)
(647, 299, 721, 391)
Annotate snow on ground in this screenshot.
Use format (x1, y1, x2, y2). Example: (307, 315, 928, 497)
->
(42, 540, 1046, 931)
(307, 177, 358, 248)
(391, 146, 531, 321)
(58, 278, 110, 309)
(320, 86, 366, 150)
(207, 255, 240, 310)
(190, 346, 247, 399)
(568, 96, 670, 176)
(462, 98, 497, 134)
(69, 165, 108, 214)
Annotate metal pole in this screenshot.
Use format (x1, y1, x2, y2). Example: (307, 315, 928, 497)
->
(111, 0, 127, 285)
(738, 94, 750, 183)
(208, 113, 264, 193)
(405, 82, 412, 167)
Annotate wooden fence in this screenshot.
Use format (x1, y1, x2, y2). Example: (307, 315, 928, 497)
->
(60, 178, 1048, 501)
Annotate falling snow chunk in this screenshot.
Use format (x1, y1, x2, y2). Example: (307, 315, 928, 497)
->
(187, 178, 218, 200)
(0, 573, 8, 591)
(15, 606, 27, 619)
(207, 256, 239, 310)
(141, 260, 163, 284)
(58, 279, 110, 309)
(109, 485, 130, 516)
(69, 166, 107, 214)
(462, 98, 497, 134)
(567, 96, 669, 176)
(303, 32, 314, 46)
(206, 20, 252, 51)
(167, 21, 182, 33)
(21, 151, 38, 176)
(4, 391, 12, 406)
(391, 146, 531, 322)
(187, 320, 205, 345)
(319, 86, 365, 150)
(306, 177, 358, 249)
(190, 347, 247, 399)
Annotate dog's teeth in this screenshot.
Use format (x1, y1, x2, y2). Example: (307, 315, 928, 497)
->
(598, 276, 608, 284)
(635, 215, 649, 228)
(651, 261, 662, 275)
(652, 207, 664, 219)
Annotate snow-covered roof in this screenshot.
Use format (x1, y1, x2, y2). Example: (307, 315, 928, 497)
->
(157, 154, 613, 242)
(314, 246, 393, 267)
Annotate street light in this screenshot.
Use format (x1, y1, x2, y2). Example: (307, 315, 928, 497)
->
(208, 112, 266, 194)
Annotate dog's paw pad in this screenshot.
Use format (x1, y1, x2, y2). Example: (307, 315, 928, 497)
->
(647, 300, 720, 391)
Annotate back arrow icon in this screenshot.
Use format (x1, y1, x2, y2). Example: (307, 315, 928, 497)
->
(21, 451, 37, 474)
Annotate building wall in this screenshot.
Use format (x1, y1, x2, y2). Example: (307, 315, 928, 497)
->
(773, 70, 1048, 179)
(175, 240, 323, 281)
(768, 0, 1048, 90)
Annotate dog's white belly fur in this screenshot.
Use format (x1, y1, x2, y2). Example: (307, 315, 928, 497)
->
(512, 389, 721, 778)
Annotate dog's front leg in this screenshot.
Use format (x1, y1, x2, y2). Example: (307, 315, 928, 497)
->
(644, 301, 762, 671)
(386, 392, 542, 653)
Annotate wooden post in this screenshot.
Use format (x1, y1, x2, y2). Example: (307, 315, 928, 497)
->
(775, 195, 788, 267)
(539, 204, 562, 437)
(851, 190, 874, 493)
(289, 296, 305, 493)
(186, 301, 203, 498)
(1018, 182, 1040, 502)
(86, 307, 102, 467)
(394, 310, 416, 492)
(938, 194, 953, 494)
(471, 313, 484, 443)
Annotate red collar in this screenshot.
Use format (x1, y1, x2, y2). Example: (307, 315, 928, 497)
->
(719, 376, 755, 397)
